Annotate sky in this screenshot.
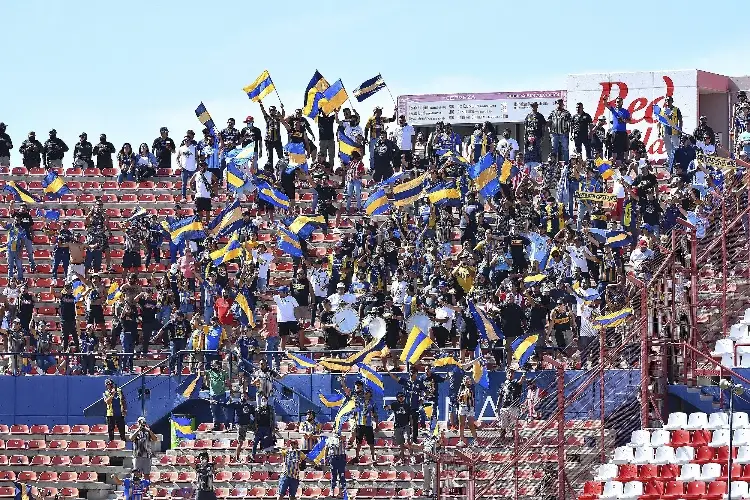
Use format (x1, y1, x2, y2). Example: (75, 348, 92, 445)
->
(1, 0, 748, 155)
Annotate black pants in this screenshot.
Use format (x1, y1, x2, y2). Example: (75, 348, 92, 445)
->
(612, 131, 628, 160)
(410, 408, 420, 443)
(265, 140, 283, 166)
(574, 135, 591, 158)
(107, 415, 126, 441)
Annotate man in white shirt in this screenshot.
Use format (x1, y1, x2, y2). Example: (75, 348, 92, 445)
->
(177, 138, 198, 203)
(629, 240, 654, 278)
(307, 259, 330, 326)
(496, 129, 519, 160)
(566, 237, 595, 276)
(390, 269, 408, 305)
(252, 244, 274, 292)
(189, 161, 214, 224)
(273, 286, 299, 352)
(327, 282, 356, 311)
(393, 115, 415, 162)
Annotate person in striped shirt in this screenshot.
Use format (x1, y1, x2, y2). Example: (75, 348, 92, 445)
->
(277, 440, 308, 500)
(299, 410, 321, 455)
(327, 433, 348, 497)
(111, 469, 150, 500)
(352, 388, 378, 463)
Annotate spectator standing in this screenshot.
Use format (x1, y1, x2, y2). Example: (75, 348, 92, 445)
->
(412, 427, 445, 498)
(571, 102, 593, 159)
(18, 131, 43, 168)
(327, 434, 348, 497)
(0, 122, 12, 167)
(524, 102, 546, 153)
(4, 213, 29, 280)
(497, 129, 519, 161)
(277, 440, 308, 500)
(457, 375, 477, 446)
(252, 394, 276, 458)
(387, 391, 412, 463)
(129, 416, 157, 474)
(177, 137, 198, 201)
(104, 378, 127, 442)
(273, 286, 299, 353)
(657, 96, 683, 171)
(240, 116, 263, 168)
(206, 360, 229, 431)
(195, 451, 217, 500)
(497, 369, 525, 441)
(693, 115, 716, 148)
(606, 97, 632, 161)
(343, 150, 365, 214)
(547, 99, 572, 161)
(260, 102, 284, 167)
(590, 116, 607, 158)
(389, 366, 423, 443)
(42, 129, 69, 168)
(117, 143, 138, 184)
(73, 132, 94, 169)
(93, 134, 116, 171)
(11, 201, 36, 273)
(57, 280, 78, 351)
(371, 132, 398, 183)
(317, 110, 336, 166)
(364, 106, 396, 170)
(152, 127, 176, 170)
(158, 310, 190, 374)
(392, 115, 416, 162)
(111, 469, 150, 500)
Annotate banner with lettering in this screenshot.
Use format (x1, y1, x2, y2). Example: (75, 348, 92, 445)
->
(696, 151, 737, 171)
(575, 191, 617, 203)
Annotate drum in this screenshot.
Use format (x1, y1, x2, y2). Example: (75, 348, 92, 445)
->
(405, 312, 432, 335)
(362, 315, 387, 340)
(333, 307, 360, 334)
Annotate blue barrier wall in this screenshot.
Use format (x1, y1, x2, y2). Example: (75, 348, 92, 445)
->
(0, 370, 641, 427)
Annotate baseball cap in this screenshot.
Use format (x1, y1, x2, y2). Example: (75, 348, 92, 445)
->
(244, 116, 254, 123)
(279, 286, 290, 293)
(160, 126, 169, 133)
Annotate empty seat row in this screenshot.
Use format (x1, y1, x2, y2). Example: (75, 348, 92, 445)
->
(596, 462, 750, 483)
(580, 479, 728, 500)
(664, 411, 750, 430)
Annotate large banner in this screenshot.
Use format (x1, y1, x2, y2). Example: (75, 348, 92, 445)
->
(566, 70, 699, 159)
(397, 90, 566, 126)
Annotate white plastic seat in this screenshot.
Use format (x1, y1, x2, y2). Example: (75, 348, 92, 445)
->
(620, 480, 643, 500)
(650, 429, 671, 448)
(687, 412, 710, 430)
(707, 412, 729, 430)
(633, 446, 655, 464)
(675, 445, 695, 464)
(730, 480, 749, 499)
(734, 412, 750, 429)
(664, 412, 688, 430)
(612, 446, 635, 464)
(700, 462, 722, 481)
(712, 338, 735, 356)
(735, 428, 750, 446)
(628, 429, 651, 447)
(741, 308, 750, 324)
(709, 428, 731, 447)
(677, 463, 701, 482)
(599, 481, 624, 499)
(594, 463, 618, 481)
(730, 323, 748, 341)
(740, 354, 750, 368)
(652, 445, 676, 464)
(736, 445, 750, 464)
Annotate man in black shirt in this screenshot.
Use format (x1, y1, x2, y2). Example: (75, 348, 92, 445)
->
(43, 129, 69, 169)
(590, 117, 607, 158)
(317, 111, 336, 166)
(371, 134, 397, 183)
(0, 122, 12, 167)
(640, 191, 663, 235)
(11, 201, 36, 273)
(260, 102, 284, 167)
(497, 369, 525, 439)
(571, 102, 593, 159)
(158, 310, 190, 373)
(387, 392, 412, 463)
(229, 394, 255, 460)
(73, 132, 94, 169)
(524, 102, 546, 148)
(500, 294, 524, 368)
(693, 115, 716, 144)
(220, 118, 241, 153)
(389, 366, 424, 443)
(93, 134, 116, 170)
(504, 227, 531, 275)
(152, 127, 176, 170)
(17, 284, 35, 333)
(633, 163, 658, 201)
(288, 109, 315, 141)
(19, 131, 43, 168)
(139, 289, 159, 355)
(240, 116, 263, 156)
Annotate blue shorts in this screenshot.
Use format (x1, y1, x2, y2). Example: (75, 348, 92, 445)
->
(279, 476, 299, 499)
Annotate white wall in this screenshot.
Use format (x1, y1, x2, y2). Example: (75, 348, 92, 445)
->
(566, 70, 699, 159)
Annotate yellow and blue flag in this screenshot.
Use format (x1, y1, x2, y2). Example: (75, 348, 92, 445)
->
(467, 300, 502, 342)
(210, 235, 244, 266)
(595, 158, 614, 180)
(512, 333, 539, 367)
(71, 279, 87, 302)
(393, 172, 427, 207)
(208, 200, 244, 238)
(354, 74, 386, 102)
(195, 102, 216, 131)
(169, 216, 206, 245)
(287, 351, 317, 369)
(593, 308, 633, 328)
(225, 144, 256, 166)
(375, 172, 405, 187)
(342, 337, 386, 367)
(234, 288, 255, 328)
(338, 129, 363, 163)
(256, 182, 290, 210)
(42, 171, 71, 199)
(14, 481, 31, 500)
(364, 188, 390, 216)
(499, 158, 518, 184)
(284, 142, 308, 170)
(284, 215, 325, 240)
(356, 362, 384, 395)
(334, 397, 357, 433)
(226, 163, 250, 192)
(653, 104, 682, 134)
(4, 181, 39, 204)
(468, 153, 501, 198)
(278, 227, 303, 258)
(440, 150, 471, 168)
(106, 283, 121, 305)
(321, 79, 349, 115)
(605, 231, 632, 248)
(401, 326, 433, 364)
(319, 393, 345, 408)
(572, 283, 602, 302)
(243, 70, 275, 102)
(427, 181, 461, 207)
(432, 355, 461, 368)
(307, 436, 328, 465)
(172, 415, 196, 440)
(523, 274, 547, 286)
(176, 374, 203, 399)
(303, 70, 330, 118)
(472, 345, 489, 389)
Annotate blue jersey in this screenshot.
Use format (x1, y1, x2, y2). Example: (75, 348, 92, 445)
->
(123, 478, 151, 500)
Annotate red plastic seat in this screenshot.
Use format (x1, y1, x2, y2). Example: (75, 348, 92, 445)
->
(51, 456, 70, 466)
(10, 425, 29, 435)
(39, 472, 58, 482)
(71, 455, 90, 466)
(692, 429, 712, 447)
(5, 439, 24, 450)
(78, 471, 97, 482)
(662, 480, 684, 499)
(685, 480, 707, 498)
(660, 463, 680, 480)
(670, 429, 691, 447)
(0, 472, 15, 481)
(60, 488, 79, 498)
(706, 480, 727, 499)
(694, 445, 716, 464)
(58, 471, 78, 481)
(31, 456, 50, 466)
(617, 464, 638, 482)
(9, 455, 28, 465)
(638, 464, 659, 481)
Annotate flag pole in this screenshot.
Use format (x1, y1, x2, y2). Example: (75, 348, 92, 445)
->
(272, 81, 284, 110)
(384, 83, 398, 107)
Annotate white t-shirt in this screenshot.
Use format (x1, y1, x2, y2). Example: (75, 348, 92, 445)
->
(253, 251, 274, 279)
(178, 144, 197, 172)
(307, 268, 330, 298)
(629, 247, 654, 269)
(394, 124, 415, 151)
(435, 306, 455, 331)
(390, 279, 408, 305)
(273, 295, 299, 322)
(566, 245, 590, 273)
(193, 170, 213, 199)
(327, 292, 356, 311)
(611, 179, 626, 199)
(497, 138, 519, 160)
